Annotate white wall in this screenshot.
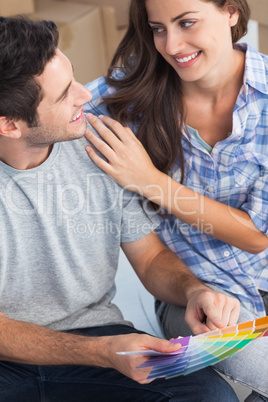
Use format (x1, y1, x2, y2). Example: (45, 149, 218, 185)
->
(240, 19, 259, 49)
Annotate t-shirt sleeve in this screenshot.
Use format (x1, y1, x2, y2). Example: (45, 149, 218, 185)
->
(120, 190, 161, 243)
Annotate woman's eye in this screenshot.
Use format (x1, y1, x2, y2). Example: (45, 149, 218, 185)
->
(180, 20, 195, 28)
(150, 26, 165, 35)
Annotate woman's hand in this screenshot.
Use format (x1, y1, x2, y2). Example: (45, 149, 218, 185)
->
(85, 113, 160, 194)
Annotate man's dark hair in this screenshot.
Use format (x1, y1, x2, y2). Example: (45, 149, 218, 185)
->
(0, 16, 59, 127)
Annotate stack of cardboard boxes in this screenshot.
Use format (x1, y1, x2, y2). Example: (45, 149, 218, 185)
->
(0, 0, 125, 84)
(29, 0, 110, 84)
(61, 0, 131, 28)
(0, 0, 267, 83)
(0, 0, 35, 15)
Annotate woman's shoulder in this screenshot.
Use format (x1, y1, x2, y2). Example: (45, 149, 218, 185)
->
(83, 76, 111, 115)
(85, 69, 125, 96)
(83, 70, 126, 115)
(84, 76, 113, 100)
(239, 43, 268, 94)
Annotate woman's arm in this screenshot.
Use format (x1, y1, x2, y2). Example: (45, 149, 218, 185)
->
(85, 114, 268, 254)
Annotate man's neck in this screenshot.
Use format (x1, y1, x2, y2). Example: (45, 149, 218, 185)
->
(0, 140, 53, 170)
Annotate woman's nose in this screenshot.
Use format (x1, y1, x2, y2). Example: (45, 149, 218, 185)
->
(165, 29, 185, 55)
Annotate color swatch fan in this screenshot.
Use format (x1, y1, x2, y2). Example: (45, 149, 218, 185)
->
(118, 316, 268, 380)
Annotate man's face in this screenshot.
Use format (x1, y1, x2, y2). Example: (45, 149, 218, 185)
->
(24, 49, 92, 148)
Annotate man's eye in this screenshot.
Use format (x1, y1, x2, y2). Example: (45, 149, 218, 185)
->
(62, 92, 68, 101)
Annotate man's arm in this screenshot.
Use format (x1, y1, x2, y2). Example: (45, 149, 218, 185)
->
(0, 313, 180, 383)
(121, 232, 240, 335)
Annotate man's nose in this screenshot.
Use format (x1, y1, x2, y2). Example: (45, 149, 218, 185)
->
(74, 82, 92, 106)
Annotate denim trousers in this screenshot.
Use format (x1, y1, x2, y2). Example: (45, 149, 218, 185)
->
(156, 286, 268, 402)
(0, 324, 239, 402)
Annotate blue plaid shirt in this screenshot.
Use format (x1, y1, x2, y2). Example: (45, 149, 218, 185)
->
(84, 44, 268, 317)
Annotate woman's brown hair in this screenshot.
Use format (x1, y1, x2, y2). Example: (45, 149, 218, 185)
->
(102, 0, 250, 181)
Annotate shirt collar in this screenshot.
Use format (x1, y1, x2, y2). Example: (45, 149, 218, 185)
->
(236, 42, 268, 95)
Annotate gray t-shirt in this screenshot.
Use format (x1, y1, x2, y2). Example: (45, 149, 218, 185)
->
(0, 135, 158, 331)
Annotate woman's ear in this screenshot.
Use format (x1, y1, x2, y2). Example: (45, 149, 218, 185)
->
(225, 3, 240, 27)
(0, 117, 22, 139)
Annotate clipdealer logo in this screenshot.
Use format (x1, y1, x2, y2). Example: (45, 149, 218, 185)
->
(66, 218, 154, 238)
(4, 171, 122, 225)
(4, 171, 153, 234)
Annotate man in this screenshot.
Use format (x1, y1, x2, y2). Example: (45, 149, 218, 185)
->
(0, 16, 239, 401)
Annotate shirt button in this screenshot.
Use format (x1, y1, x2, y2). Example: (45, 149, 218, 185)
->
(236, 176, 246, 186)
(235, 127, 241, 134)
(208, 187, 214, 193)
(224, 251, 230, 257)
(211, 148, 218, 154)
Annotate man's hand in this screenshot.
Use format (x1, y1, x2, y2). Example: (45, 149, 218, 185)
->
(0, 313, 181, 383)
(104, 333, 181, 383)
(185, 286, 240, 335)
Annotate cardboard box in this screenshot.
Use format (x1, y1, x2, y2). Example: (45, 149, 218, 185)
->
(101, 6, 126, 63)
(248, 0, 268, 26)
(28, 0, 107, 83)
(0, 0, 35, 16)
(258, 25, 268, 55)
(56, 0, 131, 27)
(247, 0, 268, 54)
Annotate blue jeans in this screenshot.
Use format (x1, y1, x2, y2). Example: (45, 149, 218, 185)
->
(156, 286, 268, 401)
(0, 325, 238, 402)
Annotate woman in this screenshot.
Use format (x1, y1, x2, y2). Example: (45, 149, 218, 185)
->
(84, 0, 268, 400)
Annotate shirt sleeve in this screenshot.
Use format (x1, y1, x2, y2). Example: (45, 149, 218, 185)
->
(241, 171, 268, 236)
(235, 153, 268, 236)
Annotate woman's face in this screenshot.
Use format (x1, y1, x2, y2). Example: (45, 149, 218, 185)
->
(145, 0, 239, 84)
